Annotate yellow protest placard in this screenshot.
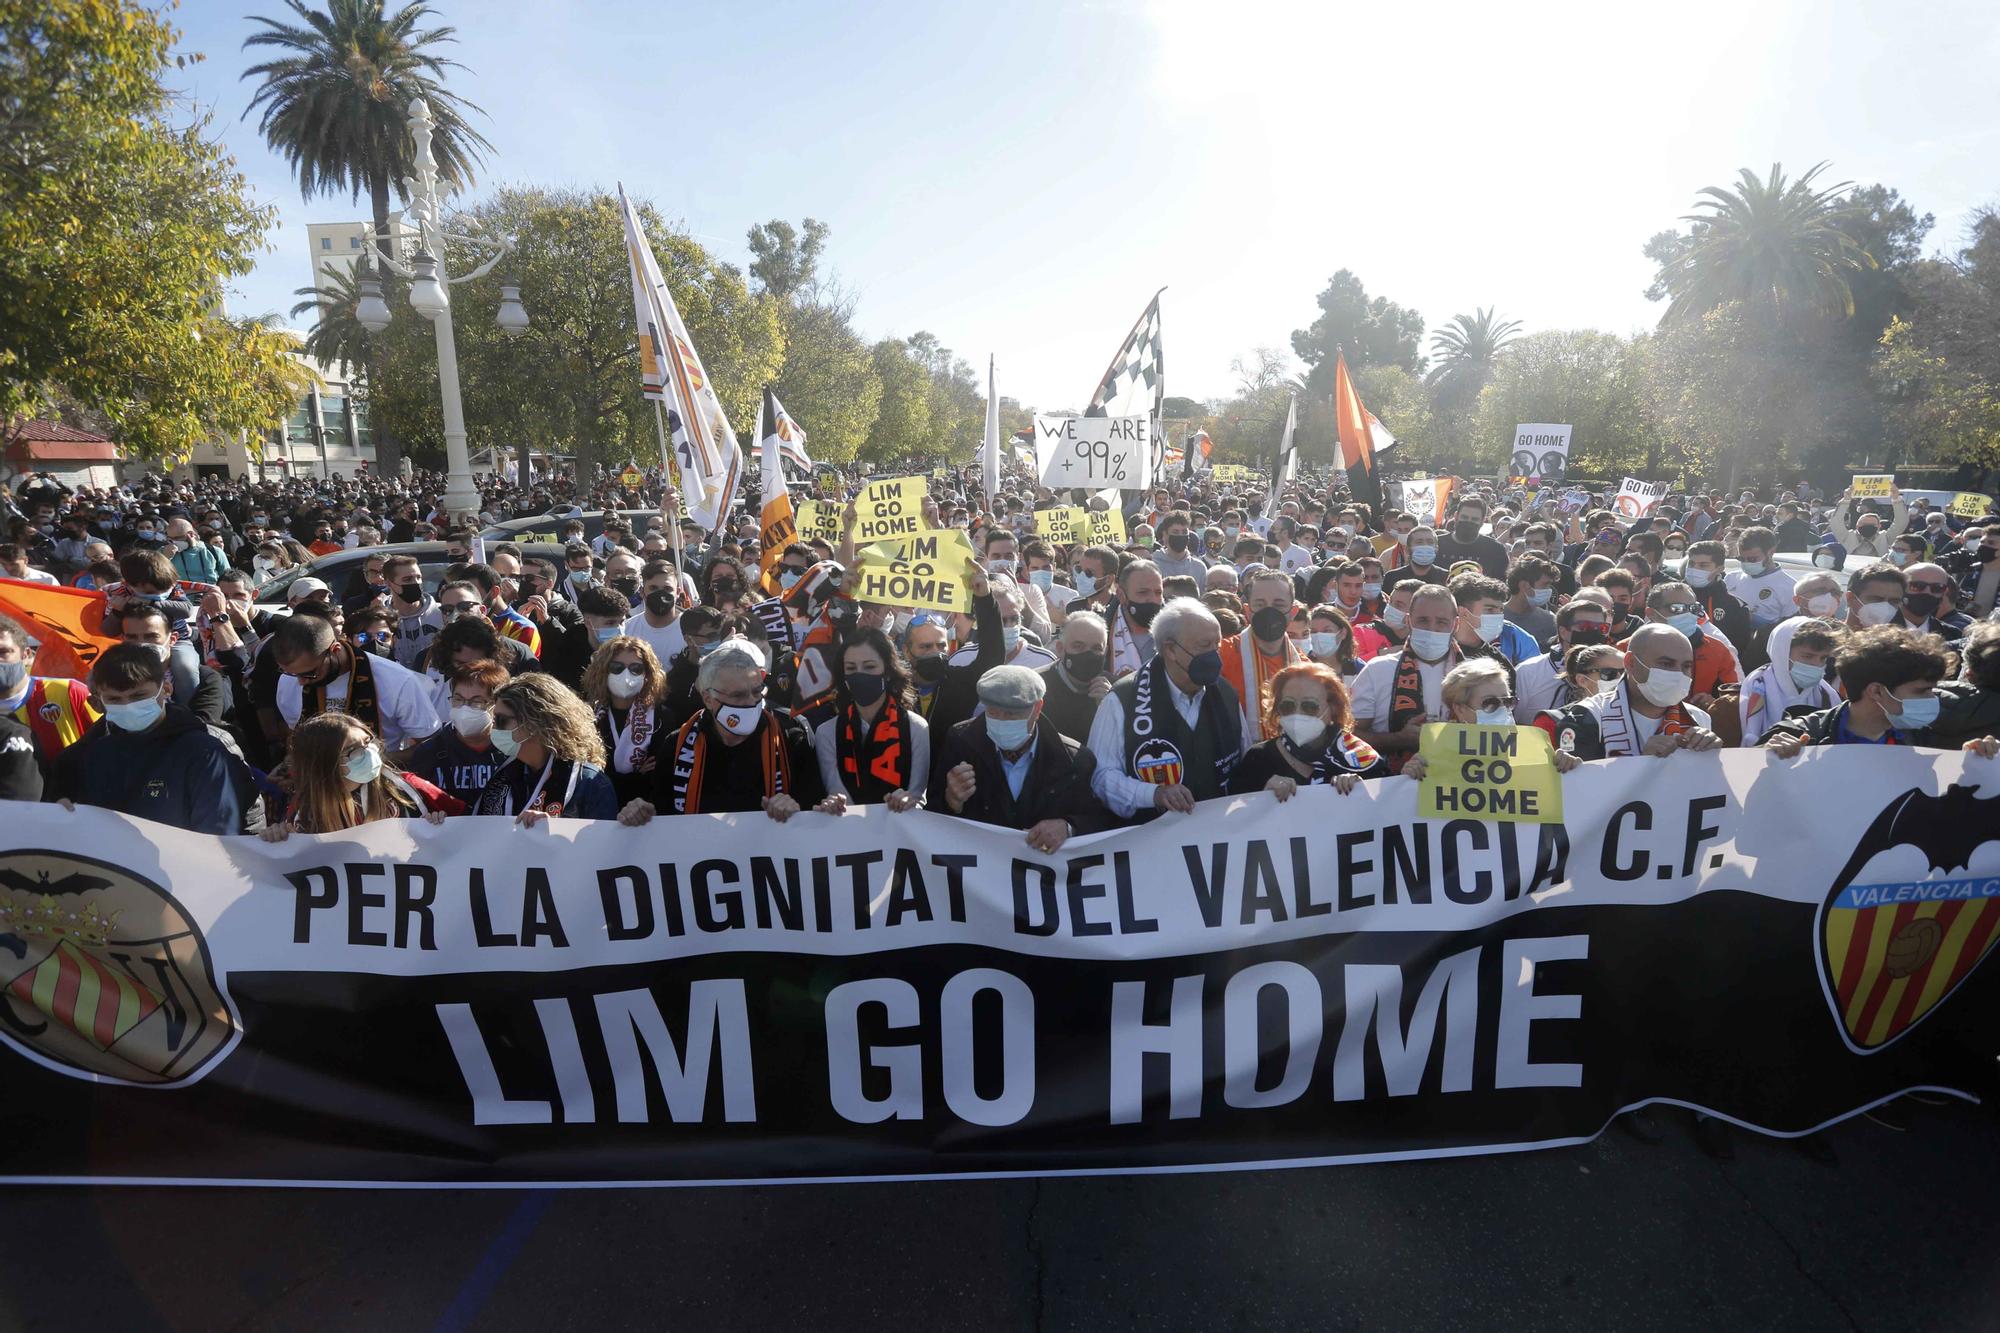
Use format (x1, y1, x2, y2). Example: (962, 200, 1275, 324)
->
(1851, 474, 1895, 499)
(1949, 492, 1993, 519)
(1416, 723, 1564, 824)
(853, 476, 927, 544)
(854, 528, 977, 613)
(1034, 506, 1087, 543)
(1084, 507, 1126, 546)
(792, 499, 844, 546)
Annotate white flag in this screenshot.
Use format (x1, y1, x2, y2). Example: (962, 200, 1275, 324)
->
(981, 354, 1001, 502)
(618, 184, 740, 533)
(767, 390, 812, 473)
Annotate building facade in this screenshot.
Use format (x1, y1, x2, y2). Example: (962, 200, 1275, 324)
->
(305, 220, 415, 298)
(175, 336, 377, 482)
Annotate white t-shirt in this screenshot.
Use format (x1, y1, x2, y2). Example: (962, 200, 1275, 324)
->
(1727, 567, 1797, 624)
(1513, 652, 1564, 723)
(1349, 650, 1448, 727)
(13, 568, 58, 585)
(277, 652, 443, 749)
(623, 610, 685, 664)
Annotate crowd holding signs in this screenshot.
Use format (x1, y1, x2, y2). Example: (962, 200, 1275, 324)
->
(3, 421, 2000, 1187)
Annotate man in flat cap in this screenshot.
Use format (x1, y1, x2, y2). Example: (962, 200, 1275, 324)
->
(927, 663, 1109, 853)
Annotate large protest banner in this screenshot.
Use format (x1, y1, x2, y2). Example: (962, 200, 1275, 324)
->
(1034, 415, 1154, 491)
(3, 748, 1995, 1188)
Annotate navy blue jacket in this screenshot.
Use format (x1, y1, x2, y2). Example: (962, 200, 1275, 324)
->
(47, 705, 252, 835)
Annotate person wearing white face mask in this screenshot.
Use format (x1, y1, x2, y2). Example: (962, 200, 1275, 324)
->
(1228, 661, 1394, 799)
(1635, 580, 1740, 710)
(47, 643, 259, 834)
(1761, 626, 2000, 758)
(1845, 563, 1908, 632)
(617, 639, 823, 824)
(1536, 623, 1723, 759)
(980, 528, 1051, 638)
(257, 713, 453, 840)
(1350, 585, 1512, 771)
(1738, 618, 1843, 744)
(1448, 572, 1539, 665)
(581, 636, 673, 808)
(1403, 658, 1582, 781)
(401, 659, 507, 806)
(1725, 526, 1796, 627)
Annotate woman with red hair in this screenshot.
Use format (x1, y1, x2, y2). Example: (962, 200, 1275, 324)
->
(1227, 661, 1391, 800)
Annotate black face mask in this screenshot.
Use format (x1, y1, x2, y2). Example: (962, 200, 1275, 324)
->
(609, 577, 640, 600)
(1903, 592, 1942, 619)
(644, 589, 676, 617)
(396, 582, 423, 604)
(1454, 520, 1481, 541)
(1981, 547, 2000, 565)
(910, 654, 949, 684)
(1568, 624, 1608, 648)
(1127, 600, 1162, 628)
(845, 670, 887, 707)
(710, 579, 741, 599)
(1250, 606, 1290, 642)
(1064, 650, 1106, 681)
(1165, 531, 1188, 552)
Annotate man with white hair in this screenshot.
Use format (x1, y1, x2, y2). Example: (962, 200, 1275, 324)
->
(1037, 609, 1110, 743)
(1203, 564, 1239, 596)
(616, 638, 824, 822)
(929, 664, 1109, 854)
(1535, 622, 1724, 759)
(1086, 597, 1241, 819)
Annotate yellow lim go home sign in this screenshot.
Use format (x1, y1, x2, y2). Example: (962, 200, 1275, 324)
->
(1417, 723, 1565, 823)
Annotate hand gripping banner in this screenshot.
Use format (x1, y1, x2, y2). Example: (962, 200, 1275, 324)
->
(2, 747, 1995, 1188)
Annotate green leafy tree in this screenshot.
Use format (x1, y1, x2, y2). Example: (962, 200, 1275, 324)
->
(1872, 208, 2000, 474)
(1646, 163, 1876, 327)
(863, 339, 933, 466)
(771, 289, 881, 465)
(1470, 330, 1652, 476)
(0, 0, 308, 462)
(242, 0, 493, 472)
(1290, 269, 1425, 395)
(1353, 364, 1441, 470)
(355, 188, 782, 481)
(746, 218, 830, 302)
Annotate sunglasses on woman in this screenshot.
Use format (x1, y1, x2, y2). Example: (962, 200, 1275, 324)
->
(1272, 698, 1325, 716)
(605, 662, 647, 676)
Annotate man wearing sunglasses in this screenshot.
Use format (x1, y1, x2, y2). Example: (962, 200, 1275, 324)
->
(1513, 595, 1618, 722)
(271, 610, 442, 755)
(1893, 562, 1970, 638)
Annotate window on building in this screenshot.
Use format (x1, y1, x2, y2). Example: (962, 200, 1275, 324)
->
(320, 237, 332, 251)
(349, 236, 362, 248)
(352, 401, 373, 451)
(287, 402, 316, 446)
(321, 395, 349, 448)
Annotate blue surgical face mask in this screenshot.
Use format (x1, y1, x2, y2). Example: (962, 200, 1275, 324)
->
(1739, 559, 1768, 577)
(1001, 624, 1022, 653)
(489, 725, 523, 758)
(1380, 604, 1408, 630)
(1789, 661, 1826, 692)
(1408, 627, 1452, 661)
(1473, 703, 1514, 726)
(1528, 587, 1553, 607)
(595, 626, 619, 644)
(342, 743, 384, 785)
(986, 715, 1033, 750)
(1362, 581, 1383, 601)
(1410, 545, 1438, 566)
(1073, 572, 1096, 599)
(1309, 631, 1342, 657)
(1886, 693, 1940, 731)
(1028, 568, 1053, 591)
(1667, 611, 1700, 637)
(104, 693, 164, 732)
(1683, 567, 1713, 589)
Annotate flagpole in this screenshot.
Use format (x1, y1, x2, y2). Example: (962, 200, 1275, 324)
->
(652, 399, 692, 606)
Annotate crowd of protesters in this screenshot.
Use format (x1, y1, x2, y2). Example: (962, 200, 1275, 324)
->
(5, 456, 1999, 1149)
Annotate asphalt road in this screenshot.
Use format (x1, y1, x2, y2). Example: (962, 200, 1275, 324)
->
(3, 1101, 1995, 1332)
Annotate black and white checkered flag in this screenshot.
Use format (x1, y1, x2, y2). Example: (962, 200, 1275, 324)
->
(1085, 288, 1164, 423)
(1084, 288, 1165, 490)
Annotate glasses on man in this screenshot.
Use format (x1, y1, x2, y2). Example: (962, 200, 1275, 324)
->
(1906, 580, 1949, 595)
(439, 603, 478, 618)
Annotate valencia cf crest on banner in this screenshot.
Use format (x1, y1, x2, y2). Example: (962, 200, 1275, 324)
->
(0, 850, 237, 1086)
(1816, 784, 2000, 1053)
(1131, 738, 1184, 787)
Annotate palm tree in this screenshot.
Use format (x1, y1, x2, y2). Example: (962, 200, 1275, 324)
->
(1427, 308, 1522, 387)
(289, 264, 373, 376)
(1656, 162, 1876, 327)
(243, 0, 492, 471)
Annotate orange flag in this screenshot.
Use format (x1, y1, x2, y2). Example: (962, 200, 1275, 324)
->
(0, 578, 117, 680)
(1332, 350, 1383, 510)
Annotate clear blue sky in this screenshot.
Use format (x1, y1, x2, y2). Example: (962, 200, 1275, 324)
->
(172, 0, 2000, 412)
